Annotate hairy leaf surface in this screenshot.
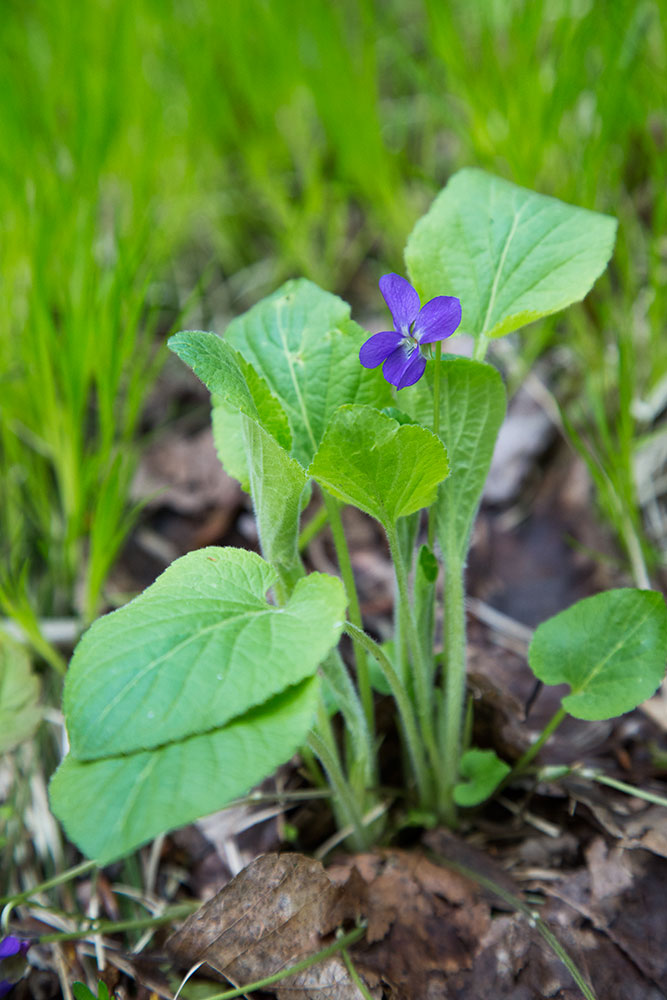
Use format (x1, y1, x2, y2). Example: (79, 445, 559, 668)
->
(51, 679, 318, 863)
(224, 280, 391, 466)
(65, 547, 345, 759)
(309, 404, 448, 526)
(406, 168, 617, 340)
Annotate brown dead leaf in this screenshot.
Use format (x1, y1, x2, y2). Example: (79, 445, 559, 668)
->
(541, 844, 667, 992)
(328, 848, 490, 999)
(621, 804, 667, 858)
(585, 837, 633, 903)
(167, 853, 375, 1000)
(563, 774, 667, 859)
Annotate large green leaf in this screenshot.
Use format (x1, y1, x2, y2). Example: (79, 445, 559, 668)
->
(308, 404, 449, 527)
(0, 633, 42, 753)
(529, 589, 667, 721)
(406, 168, 617, 340)
(64, 547, 346, 760)
(224, 279, 391, 466)
(50, 678, 318, 863)
(402, 357, 506, 561)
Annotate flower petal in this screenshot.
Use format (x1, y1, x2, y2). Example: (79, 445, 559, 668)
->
(379, 274, 420, 336)
(413, 295, 462, 345)
(382, 345, 427, 390)
(0, 940, 25, 961)
(359, 330, 404, 368)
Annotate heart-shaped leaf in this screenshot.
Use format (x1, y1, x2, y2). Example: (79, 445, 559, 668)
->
(528, 588, 667, 721)
(224, 279, 391, 466)
(453, 748, 510, 807)
(402, 357, 506, 561)
(64, 547, 346, 760)
(50, 678, 318, 863)
(406, 168, 617, 340)
(308, 404, 449, 527)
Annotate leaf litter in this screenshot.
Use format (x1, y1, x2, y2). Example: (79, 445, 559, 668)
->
(168, 853, 377, 1000)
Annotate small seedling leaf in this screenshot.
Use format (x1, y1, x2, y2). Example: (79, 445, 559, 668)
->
(72, 984, 111, 1000)
(529, 588, 667, 720)
(308, 404, 449, 526)
(453, 748, 511, 807)
(64, 547, 346, 760)
(406, 168, 617, 340)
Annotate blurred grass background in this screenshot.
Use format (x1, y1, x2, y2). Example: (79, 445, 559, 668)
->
(1, 0, 666, 640)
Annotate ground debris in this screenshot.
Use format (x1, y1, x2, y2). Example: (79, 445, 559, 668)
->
(541, 840, 667, 993)
(131, 427, 241, 517)
(328, 847, 490, 999)
(167, 852, 377, 999)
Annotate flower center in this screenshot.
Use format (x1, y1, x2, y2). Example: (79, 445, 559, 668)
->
(402, 334, 419, 356)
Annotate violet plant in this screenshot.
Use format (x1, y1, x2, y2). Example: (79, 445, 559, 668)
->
(50, 169, 667, 862)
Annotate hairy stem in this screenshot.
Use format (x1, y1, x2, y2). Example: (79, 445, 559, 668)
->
(386, 523, 438, 795)
(298, 503, 329, 552)
(437, 542, 467, 824)
(308, 705, 371, 851)
(473, 333, 490, 362)
(344, 622, 432, 805)
(427, 342, 443, 549)
(321, 491, 374, 741)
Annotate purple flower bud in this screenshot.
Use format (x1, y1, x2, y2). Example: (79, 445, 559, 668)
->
(359, 274, 461, 389)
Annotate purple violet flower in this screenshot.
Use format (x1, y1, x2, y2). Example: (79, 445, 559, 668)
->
(360, 273, 462, 389)
(0, 937, 30, 997)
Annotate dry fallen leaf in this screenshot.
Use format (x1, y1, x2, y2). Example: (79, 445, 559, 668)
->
(328, 847, 491, 999)
(167, 853, 375, 1000)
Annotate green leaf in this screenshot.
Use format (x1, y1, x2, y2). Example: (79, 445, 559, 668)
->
(0, 633, 42, 753)
(406, 168, 617, 340)
(418, 544, 439, 584)
(169, 331, 291, 450)
(72, 984, 110, 1000)
(50, 678, 318, 863)
(453, 748, 511, 807)
(224, 279, 391, 466)
(211, 399, 249, 491)
(170, 334, 307, 573)
(64, 547, 346, 761)
(240, 414, 309, 573)
(309, 405, 448, 527)
(402, 358, 506, 560)
(529, 588, 667, 721)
